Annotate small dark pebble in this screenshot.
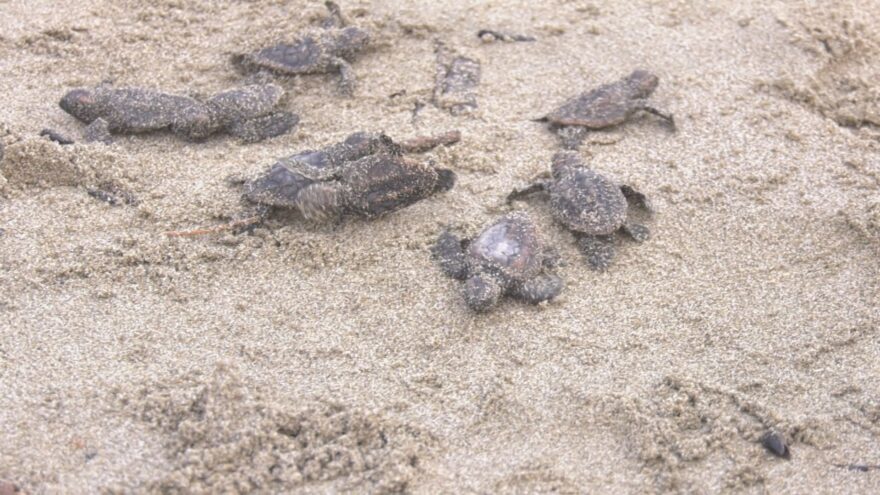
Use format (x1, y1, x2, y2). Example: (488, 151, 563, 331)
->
(760, 431, 790, 459)
(40, 128, 75, 145)
(85, 451, 98, 462)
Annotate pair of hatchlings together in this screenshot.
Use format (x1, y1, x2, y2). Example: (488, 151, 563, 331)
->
(242, 131, 653, 312)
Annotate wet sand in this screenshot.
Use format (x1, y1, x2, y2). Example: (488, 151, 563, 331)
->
(1, 0, 879, 493)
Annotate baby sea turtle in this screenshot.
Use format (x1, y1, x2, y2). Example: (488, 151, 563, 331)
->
(538, 69, 675, 149)
(433, 211, 563, 311)
(244, 132, 456, 221)
(508, 151, 652, 270)
(433, 41, 481, 115)
(59, 83, 298, 143)
(236, 2, 369, 95)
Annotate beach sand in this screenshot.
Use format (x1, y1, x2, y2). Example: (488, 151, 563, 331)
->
(1, 0, 879, 493)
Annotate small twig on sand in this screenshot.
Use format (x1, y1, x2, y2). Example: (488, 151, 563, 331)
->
(399, 130, 461, 153)
(165, 215, 262, 238)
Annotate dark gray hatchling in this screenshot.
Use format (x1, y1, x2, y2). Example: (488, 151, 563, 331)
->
(538, 69, 675, 149)
(59, 83, 297, 143)
(508, 151, 652, 270)
(433, 211, 563, 311)
(236, 1, 370, 95)
(244, 132, 456, 221)
(433, 41, 481, 115)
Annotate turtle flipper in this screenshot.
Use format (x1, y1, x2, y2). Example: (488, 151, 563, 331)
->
(323, 1, 346, 28)
(620, 184, 653, 213)
(84, 118, 113, 144)
(509, 274, 563, 304)
(294, 183, 344, 222)
(229, 111, 299, 143)
(634, 101, 675, 131)
(578, 234, 615, 270)
(622, 223, 650, 243)
(332, 57, 357, 96)
(432, 230, 470, 280)
(555, 125, 589, 150)
(506, 182, 547, 204)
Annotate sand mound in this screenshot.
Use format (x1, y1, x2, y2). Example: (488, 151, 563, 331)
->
(0, 133, 132, 193)
(765, 3, 880, 130)
(110, 365, 429, 494)
(594, 376, 832, 493)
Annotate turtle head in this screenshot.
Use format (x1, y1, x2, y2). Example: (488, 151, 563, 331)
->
(373, 133, 402, 156)
(434, 168, 456, 193)
(464, 273, 503, 311)
(550, 151, 582, 179)
(335, 27, 370, 57)
(627, 70, 659, 98)
(59, 89, 101, 123)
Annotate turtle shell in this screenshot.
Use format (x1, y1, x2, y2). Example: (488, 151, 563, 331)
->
(548, 165, 627, 235)
(243, 35, 323, 74)
(467, 212, 542, 282)
(341, 153, 443, 218)
(543, 70, 658, 128)
(544, 83, 633, 128)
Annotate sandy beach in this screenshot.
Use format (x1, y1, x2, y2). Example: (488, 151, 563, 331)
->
(1, 0, 879, 493)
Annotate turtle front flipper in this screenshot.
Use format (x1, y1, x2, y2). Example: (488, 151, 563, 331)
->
(323, 1, 346, 28)
(432, 230, 470, 280)
(294, 182, 345, 222)
(555, 125, 589, 150)
(633, 100, 675, 131)
(244, 163, 313, 209)
(620, 184, 653, 213)
(506, 181, 548, 204)
(577, 234, 615, 270)
(509, 274, 563, 304)
(332, 57, 357, 96)
(84, 118, 113, 144)
(622, 223, 650, 243)
(229, 111, 299, 143)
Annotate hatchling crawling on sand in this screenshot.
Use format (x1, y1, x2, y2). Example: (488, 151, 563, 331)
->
(538, 69, 675, 149)
(433, 212, 563, 311)
(235, 1, 369, 95)
(508, 151, 652, 270)
(59, 82, 298, 143)
(243, 131, 458, 221)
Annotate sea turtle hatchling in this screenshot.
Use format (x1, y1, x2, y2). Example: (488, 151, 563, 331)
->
(243, 132, 457, 221)
(235, 1, 370, 95)
(432, 211, 563, 311)
(537, 69, 675, 149)
(508, 151, 652, 270)
(433, 41, 481, 115)
(59, 82, 298, 143)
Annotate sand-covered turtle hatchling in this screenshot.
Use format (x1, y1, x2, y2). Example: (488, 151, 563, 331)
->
(538, 69, 675, 149)
(508, 151, 652, 270)
(59, 82, 298, 143)
(432, 211, 563, 311)
(433, 41, 481, 115)
(243, 131, 457, 221)
(235, 2, 369, 95)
